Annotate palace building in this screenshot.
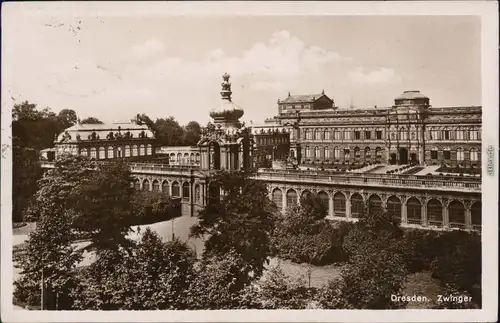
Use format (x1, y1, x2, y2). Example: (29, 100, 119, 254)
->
(268, 90, 481, 168)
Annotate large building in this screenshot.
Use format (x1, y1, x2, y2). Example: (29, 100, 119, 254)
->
(268, 90, 481, 168)
(42, 73, 482, 232)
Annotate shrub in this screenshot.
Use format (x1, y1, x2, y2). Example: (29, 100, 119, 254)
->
(131, 191, 179, 225)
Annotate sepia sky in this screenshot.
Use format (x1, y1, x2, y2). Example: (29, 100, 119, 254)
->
(3, 10, 481, 125)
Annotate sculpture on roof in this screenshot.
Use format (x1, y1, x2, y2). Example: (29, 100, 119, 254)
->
(220, 72, 232, 101)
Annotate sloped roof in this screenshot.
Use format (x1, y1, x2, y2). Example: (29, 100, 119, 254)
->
(279, 93, 332, 104)
(56, 123, 154, 143)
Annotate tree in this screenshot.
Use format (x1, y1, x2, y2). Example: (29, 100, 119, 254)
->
(190, 169, 278, 287)
(72, 229, 196, 310)
(12, 101, 59, 150)
(12, 147, 42, 222)
(131, 191, 177, 225)
(57, 109, 78, 130)
(183, 121, 202, 146)
(155, 117, 185, 146)
(80, 117, 103, 124)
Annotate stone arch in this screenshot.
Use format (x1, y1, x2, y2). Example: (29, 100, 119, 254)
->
(333, 192, 346, 217)
(471, 201, 481, 228)
(350, 193, 364, 218)
(286, 189, 298, 208)
(272, 188, 283, 209)
(317, 190, 329, 210)
(182, 182, 190, 200)
(133, 178, 141, 190)
(301, 190, 312, 201)
(406, 197, 422, 224)
(367, 194, 383, 215)
(161, 180, 170, 195)
(172, 181, 180, 198)
(386, 195, 402, 220)
(448, 200, 466, 228)
(142, 179, 150, 191)
(152, 179, 160, 192)
(427, 199, 443, 226)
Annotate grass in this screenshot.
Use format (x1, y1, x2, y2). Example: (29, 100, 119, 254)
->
(267, 258, 343, 288)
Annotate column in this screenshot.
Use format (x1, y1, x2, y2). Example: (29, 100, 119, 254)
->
(401, 200, 408, 225)
(421, 203, 427, 226)
(282, 189, 287, 212)
(345, 198, 352, 218)
(443, 206, 449, 228)
(465, 206, 472, 230)
(328, 195, 334, 218)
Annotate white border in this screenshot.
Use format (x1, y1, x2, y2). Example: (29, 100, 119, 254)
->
(1, 1, 498, 322)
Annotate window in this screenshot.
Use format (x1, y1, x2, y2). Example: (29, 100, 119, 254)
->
(142, 180, 150, 191)
(314, 129, 322, 140)
(354, 147, 360, 158)
(107, 146, 114, 159)
(196, 153, 200, 163)
(375, 147, 382, 159)
(132, 145, 138, 156)
(305, 147, 312, 158)
(354, 131, 361, 140)
(152, 180, 160, 192)
(172, 182, 180, 197)
(315, 146, 321, 159)
(80, 148, 88, 156)
(334, 129, 341, 140)
(305, 129, 312, 140)
(469, 129, 479, 140)
(430, 148, 438, 159)
(430, 130, 440, 140)
(344, 148, 350, 159)
(343, 130, 351, 140)
(324, 129, 331, 140)
(125, 145, 131, 157)
(324, 147, 332, 159)
(442, 130, 450, 140)
(376, 130, 383, 140)
(455, 129, 465, 140)
(334, 147, 340, 159)
(457, 148, 464, 161)
(470, 148, 478, 161)
(443, 149, 451, 160)
(139, 145, 145, 156)
(364, 131, 371, 140)
(182, 182, 190, 200)
(90, 147, 97, 159)
(364, 147, 371, 158)
(400, 128, 407, 140)
(162, 181, 170, 195)
(146, 144, 152, 155)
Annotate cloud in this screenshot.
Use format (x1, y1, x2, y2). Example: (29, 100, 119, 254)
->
(130, 39, 166, 58)
(348, 66, 397, 84)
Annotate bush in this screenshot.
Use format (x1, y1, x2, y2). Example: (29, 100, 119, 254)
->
(131, 191, 179, 225)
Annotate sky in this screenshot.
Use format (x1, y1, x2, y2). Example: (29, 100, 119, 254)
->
(3, 11, 481, 125)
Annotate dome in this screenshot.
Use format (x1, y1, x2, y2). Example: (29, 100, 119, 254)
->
(395, 90, 429, 101)
(209, 73, 244, 124)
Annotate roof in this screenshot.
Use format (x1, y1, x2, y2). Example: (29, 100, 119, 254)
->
(395, 91, 429, 101)
(55, 123, 154, 143)
(279, 93, 332, 104)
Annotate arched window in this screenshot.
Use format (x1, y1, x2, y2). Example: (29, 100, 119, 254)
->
(386, 196, 401, 220)
(324, 129, 331, 140)
(146, 144, 152, 155)
(162, 181, 170, 195)
(448, 201, 465, 228)
(286, 189, 298, 208)
(139, 144, 145, 156)
(80, 148, 88, 156)
(314, 129, 322, 140)
(364, 147, 371, 159)
(134, 179, 141, 190)
(142, 179, 150, 191)
(470, 148, 478, 161)
(350, 193, 364, 218)
(406, 198, 422, 225)
(399, 127, 407, 140)
(456, 147, 464, 161)
(90, 147, 97, 159)
(427, 199, 443, 227)
(317, 191, 329, 211)
(305, 129, 312, 140)
(132, 145, 138, 156)
(455, 128, 465, 140)
(272, 188, 283, 209)
(152, 180, 160, 192)
(315, 146, 321, 159)
(107, 146, 114, 159)
(354, 147, 360, 158)
(375, 147, 382, 160)
(469, 129, 478, 140)
(334, 147, 340, 159)
(184, 153, 189, 164)
(172, 181, 180, 197)
(333, 192, 346, 217)
(300, 190, 311, 203)
(344, 148, 350, 159)
(177, 153, 182, 163)
(71, 147, 78, 156)
(196, 153, 201, 163)
(368, 194, 383, 215)
(125, 145, 131, 157)
(471, 202, 481, 229)
(343, 129, 351, 140)
(190, 153, 195, 163)
(334, 129, 341, 140)
(182, 182, 190, 200)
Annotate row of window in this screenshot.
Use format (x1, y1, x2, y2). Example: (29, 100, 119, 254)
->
(304, 146, 383, 159)
(430, 147, 479, 161)
(255, 136, 288, 146)
(271, 189, 481, 227)
(133, 179, 202, 202)
(79, 144, 153, 159)
(429, 129, 480, 141)
(168, 152, 201, 163)
(303, 129, 384, 141)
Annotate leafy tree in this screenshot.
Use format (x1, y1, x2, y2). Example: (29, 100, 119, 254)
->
(156, 117, 185, 146)
(183, 121, 202, 146)
(185, 250, 250, 309)
(57, 109, 78, 130)
(80, 117, 103, 124)
(12, 147, 42, 222)
(190, 169, 278, 287)
(72, 229, 196, 310)
(131, 191, 177, 225)
(12, 101, 59, 150)
(14, 207, 82, 310)
(315, 279, 351, 309)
